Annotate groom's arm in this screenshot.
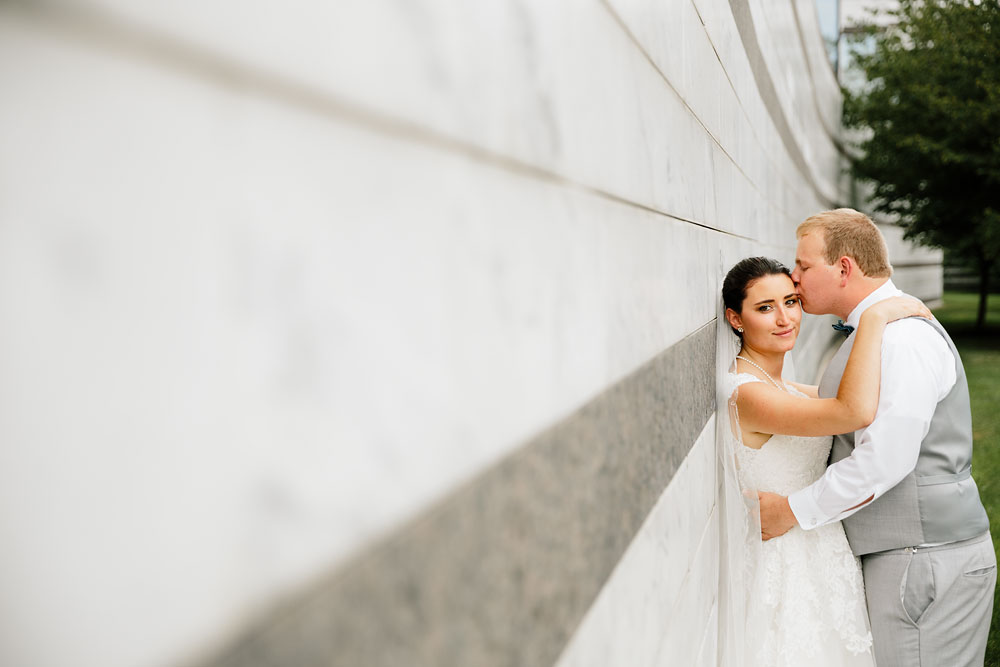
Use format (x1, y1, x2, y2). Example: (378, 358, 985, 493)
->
(786, 320, 954, 532)
(759, 490, 873, 540)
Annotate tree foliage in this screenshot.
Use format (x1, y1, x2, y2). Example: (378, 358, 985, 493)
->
(843, 0, 1000, 327)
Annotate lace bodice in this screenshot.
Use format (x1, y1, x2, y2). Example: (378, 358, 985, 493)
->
(729, 373, 834, 495)
(725, 372, 874, 665)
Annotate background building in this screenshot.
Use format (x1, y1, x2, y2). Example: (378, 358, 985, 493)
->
(0, 1, 940, 665)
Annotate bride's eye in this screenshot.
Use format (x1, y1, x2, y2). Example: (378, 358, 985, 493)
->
(785, 298, 800, 307)
(757, 305, 772, 312)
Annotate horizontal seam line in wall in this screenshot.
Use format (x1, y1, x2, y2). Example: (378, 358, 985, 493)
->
(612, 0, 835, 214)
(685, 0, 835, 216)
(597, 0, 761, 204)
(7, 1, 757, 244)
(723, 0, 838, 207)
(600, 0, 837, 223)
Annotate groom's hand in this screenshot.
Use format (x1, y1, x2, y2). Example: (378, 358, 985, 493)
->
(758, 492, 797, 540)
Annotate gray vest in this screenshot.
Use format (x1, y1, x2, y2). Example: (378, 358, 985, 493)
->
(821, 316, 989, 555)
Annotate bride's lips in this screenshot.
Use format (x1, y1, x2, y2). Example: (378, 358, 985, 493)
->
(774, 328, 796, 337)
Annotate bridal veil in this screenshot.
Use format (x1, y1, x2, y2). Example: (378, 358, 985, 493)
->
(715, 296, 767, 666)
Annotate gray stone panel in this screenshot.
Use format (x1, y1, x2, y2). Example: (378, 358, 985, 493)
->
(200, 323, 716, 667)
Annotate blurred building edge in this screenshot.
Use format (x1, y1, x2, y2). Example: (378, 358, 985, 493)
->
(0, 1, 939, 667)
(837, 0, 944, 308)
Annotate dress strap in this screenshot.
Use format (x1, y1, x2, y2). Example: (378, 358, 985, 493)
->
(726, 371, 765, 394)
(730, 371, 764, 385)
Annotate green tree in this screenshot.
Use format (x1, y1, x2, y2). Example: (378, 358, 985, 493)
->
(843, 0, 1000, 328)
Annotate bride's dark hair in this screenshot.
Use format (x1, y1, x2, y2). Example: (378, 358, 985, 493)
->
(722, 257, 792, 336)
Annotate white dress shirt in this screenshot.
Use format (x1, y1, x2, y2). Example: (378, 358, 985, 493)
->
(788, 280, 957, 530)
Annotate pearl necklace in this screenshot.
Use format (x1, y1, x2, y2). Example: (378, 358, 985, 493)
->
(735, 355, 787, 392)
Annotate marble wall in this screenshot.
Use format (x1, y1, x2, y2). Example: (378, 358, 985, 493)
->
(0, 1, 939, 666)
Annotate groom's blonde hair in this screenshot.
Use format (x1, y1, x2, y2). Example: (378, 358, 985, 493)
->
(796, 208, 892, 278)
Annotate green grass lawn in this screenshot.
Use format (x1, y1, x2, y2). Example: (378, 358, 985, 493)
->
(932, 291, 1000, 663)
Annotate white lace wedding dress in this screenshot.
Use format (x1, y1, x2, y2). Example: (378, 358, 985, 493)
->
(731, 372, 875, 667)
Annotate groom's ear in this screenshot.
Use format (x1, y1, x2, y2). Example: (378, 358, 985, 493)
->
(838, 256, 853, 286)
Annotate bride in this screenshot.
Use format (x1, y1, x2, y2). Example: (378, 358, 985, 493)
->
(717, 257, 931, 666)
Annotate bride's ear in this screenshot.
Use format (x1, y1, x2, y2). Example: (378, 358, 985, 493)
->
(725, 308, 743, 332)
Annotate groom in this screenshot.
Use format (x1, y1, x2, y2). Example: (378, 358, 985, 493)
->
(758, 209, 995, 666)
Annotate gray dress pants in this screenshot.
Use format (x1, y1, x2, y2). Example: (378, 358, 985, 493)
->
(861, 531, 996, 667)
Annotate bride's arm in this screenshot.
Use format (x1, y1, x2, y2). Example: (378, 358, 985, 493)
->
(736, 296, 931, 437)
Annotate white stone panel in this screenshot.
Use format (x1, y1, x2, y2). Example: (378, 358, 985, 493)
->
(660, 509, 721, 664)
(892, 265, 945, 303)
(879, 222, 944, 264)
(794, 0, 842, 134)
(616, 0, 836, 223)
(746, 0, 842, 201)
(13, 0, 820, 245)
(554, 419, 718, 667)
(0, 13, 734, 667)
(0, 1, 935, 666)
(875, 223, 944, 301)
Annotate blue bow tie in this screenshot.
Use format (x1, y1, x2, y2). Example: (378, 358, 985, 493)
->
(832, 320, 855, 336)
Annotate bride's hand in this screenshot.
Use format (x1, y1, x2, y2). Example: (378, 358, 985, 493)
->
(862, 296, 933, 326)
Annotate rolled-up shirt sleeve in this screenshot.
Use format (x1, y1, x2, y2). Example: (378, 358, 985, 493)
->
(788, 320, 956, 530)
